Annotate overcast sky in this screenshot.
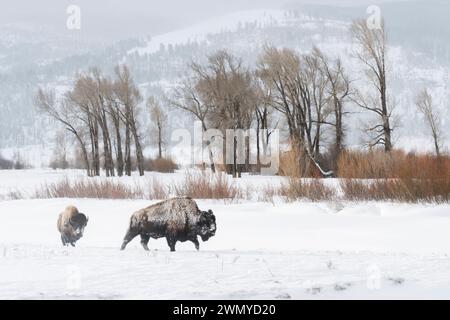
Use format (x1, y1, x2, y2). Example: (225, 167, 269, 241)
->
(0, 0, 414, 40)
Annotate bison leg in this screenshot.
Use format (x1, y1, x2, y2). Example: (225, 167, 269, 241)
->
(120, 228, 139, 250)
(166, 237, 176, 252)
(190, 237, 200, 251)
(140, 234, 150, 251)
(61, 235, 66, 246)
(70, 242, 76, 247)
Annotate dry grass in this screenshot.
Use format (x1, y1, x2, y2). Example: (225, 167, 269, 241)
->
(6, 189, 26, 200)
(338, 150, 450, 203)
(144, 157, 178, 173)
(280, 179, 336, 202)
(341, 177, 450, 203)
(147, 178, 169, 200)
(278, 148, 322, 178)
(174, 171, 242, 200)
(260, 178, 335, 202)
(337, 149, 450, 179)
(5, 149, 449, 204)
(33, 178, 145, 200)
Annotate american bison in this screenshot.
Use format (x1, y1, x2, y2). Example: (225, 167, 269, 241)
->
(120, 197, 216, 252)
(57, 205, 88, 247)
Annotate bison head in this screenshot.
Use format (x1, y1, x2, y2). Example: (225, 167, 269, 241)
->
(70, 213, 88, 239)
(198, 209, 216, 241)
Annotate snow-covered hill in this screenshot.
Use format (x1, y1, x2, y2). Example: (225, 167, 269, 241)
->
(129, 10, 288, 56)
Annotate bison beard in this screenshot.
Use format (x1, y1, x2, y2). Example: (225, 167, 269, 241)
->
(120, 197, 216, 252)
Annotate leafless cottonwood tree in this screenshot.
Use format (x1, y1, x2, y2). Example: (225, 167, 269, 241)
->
(315, 48, 352, 167)
(258, 46, 333, 177)
(415, 88, 443, 157)
(170, 78, 216, 173)
(254, 79, 276, 168)
(147, 96, 168, 159)
(37, 65, 146, 177)
(66, 75, 101, 176)
(105, 84, 125, 176)
(92, 70, 115, 177)
(71, 70, 115, 177)
(51, 130, 69, 169)
(194, 50, 257, 177)
(114, 65, 145, 176)
(35, 88, 92, 176)
(351, 19, 393, 152)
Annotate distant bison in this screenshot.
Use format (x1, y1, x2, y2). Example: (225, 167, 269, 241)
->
(57, 206, 88, 247)
(120, 197, 216, 252)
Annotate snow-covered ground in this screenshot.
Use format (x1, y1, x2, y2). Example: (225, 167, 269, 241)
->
(0, 169, 450, 299)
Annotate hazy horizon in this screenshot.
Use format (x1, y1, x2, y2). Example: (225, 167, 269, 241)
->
(0, 0, 416, 41)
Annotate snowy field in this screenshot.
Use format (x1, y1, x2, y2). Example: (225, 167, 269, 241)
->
(1, 170, 450, 299)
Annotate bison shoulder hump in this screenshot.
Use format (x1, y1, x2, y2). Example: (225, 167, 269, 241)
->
(64, 205, 79, 217)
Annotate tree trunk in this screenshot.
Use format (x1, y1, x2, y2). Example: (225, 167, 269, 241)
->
(125, 121, 131, 176)
(73, 131, 91, 177)
(433, 133, 441, 157)
(256, 116, 261, 167)
(381, 63, 392, 152)
(158, 124, 162, 159)
(334, 98, 344, 168)
(131, 125, 145, 176)
(93, 122, 100, 176)
(115, 127, 124, 177)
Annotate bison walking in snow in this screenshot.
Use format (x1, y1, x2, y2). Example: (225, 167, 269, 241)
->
(120, 197, 216, 252)
(57, 206, 88, 247)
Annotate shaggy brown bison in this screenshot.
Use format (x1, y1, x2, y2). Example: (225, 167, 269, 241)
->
(57, 206, 88, 247)
(120, 197, 216, 252)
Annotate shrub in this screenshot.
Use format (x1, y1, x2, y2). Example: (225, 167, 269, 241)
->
(175, 171, 241, 200)
(278, 148, 322, 178)
(49, 158, 70, 170)
(0, 154, 14, 169)
(340, 176, 450, 203)
(33, 178, 145, 200)
(337, 149, 450, 179)
(147, 178, 169, 200)
(144, 157, 178, 173)
(277, 178, 336, 202)
(338, 150, 450, 203)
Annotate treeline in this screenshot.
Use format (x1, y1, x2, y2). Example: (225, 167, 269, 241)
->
(36, 19, 446, 178)
(170, 19, 445, 178)
(169, 19, 388, 177)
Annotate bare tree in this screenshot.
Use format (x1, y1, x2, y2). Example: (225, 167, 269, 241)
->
(351, 19, 393, 152)
(114, 65, 145, 176)
(258, 46, 333, 177)
(415, 88, 443, 157)
(147, 96, 168, 159)
(254, 80, 276, 168)
(37, 65, 146, 177)
(315, 48, 352, 167)
(50, 130, 69, 169)
(194, 50, 257, 177)
(105, 88, 125, 176)
(66, 76, 101, 176)
(35, 88, 91, 176)
(92, 70, 115, 177)
(170, 78, 216, 172)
